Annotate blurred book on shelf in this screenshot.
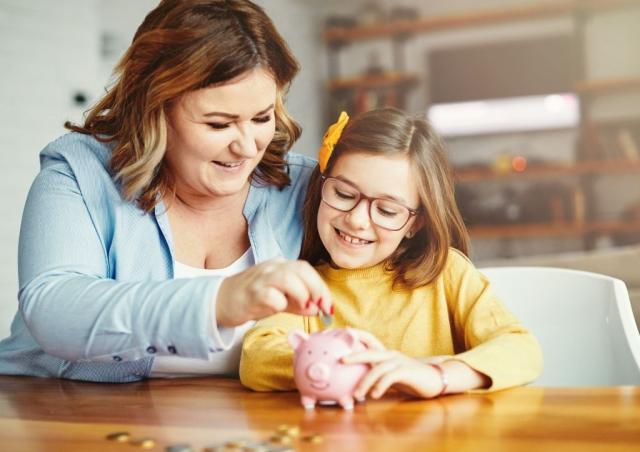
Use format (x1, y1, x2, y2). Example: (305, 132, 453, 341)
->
(616, 128, 640, 162)
(578, 119, 640, 162)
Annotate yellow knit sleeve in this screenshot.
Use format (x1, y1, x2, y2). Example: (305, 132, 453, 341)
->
(239, 313, 316, 392)
(444, 249, 543, 391)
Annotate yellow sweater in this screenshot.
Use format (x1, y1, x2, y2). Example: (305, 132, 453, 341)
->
(240, 249, 542, 392)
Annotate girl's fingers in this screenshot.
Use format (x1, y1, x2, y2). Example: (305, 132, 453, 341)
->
(356, 331, 386, 351)
(354, 358, 402, 399)
(370, 368, 410, 399)
(422, 355, 452, 365)
(341, 349, 397, 364)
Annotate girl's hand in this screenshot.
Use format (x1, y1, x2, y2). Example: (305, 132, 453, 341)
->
(342, 350, 446, 400)
(352, 329, 386, 352)
(419, 355, 452, 365)
(215, 258, 332, 327)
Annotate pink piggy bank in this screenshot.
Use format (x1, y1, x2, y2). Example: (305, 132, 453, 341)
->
(288, 328, 369, 410)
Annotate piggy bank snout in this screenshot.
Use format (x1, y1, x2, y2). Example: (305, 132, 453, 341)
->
(306, 362, 331, 382)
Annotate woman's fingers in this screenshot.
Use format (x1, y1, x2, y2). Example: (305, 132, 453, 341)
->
(217, 258, 333, 325)
(290, 260, 333, 314)
(262, 259, 332, 314)
(258, 286, 289, 315)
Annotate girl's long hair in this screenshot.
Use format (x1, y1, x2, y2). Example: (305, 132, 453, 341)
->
(66, 0, 301, 211)
(300, 108, 469, 289)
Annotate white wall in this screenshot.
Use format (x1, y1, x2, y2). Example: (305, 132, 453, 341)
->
(0, 0, 101, 338)
(0, 0, 322, 338)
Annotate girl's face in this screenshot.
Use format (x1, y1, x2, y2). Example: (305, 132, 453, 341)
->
(164, 68, 277, 200)
(317, 151, 421, 269)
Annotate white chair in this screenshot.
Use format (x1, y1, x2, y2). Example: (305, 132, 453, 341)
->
(479, 266, 640, 386)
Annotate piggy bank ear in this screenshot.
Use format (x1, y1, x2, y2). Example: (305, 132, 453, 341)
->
(338, 328, 360, 348)
(287, 330, 309, 350)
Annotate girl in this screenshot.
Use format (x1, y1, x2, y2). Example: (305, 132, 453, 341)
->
(240, 108, 542, 398)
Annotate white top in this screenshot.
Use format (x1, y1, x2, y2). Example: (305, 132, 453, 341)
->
(151, 248, 255, 378)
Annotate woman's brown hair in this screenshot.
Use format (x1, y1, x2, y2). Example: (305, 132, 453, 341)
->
(66, 0, 301, 211)
(300, 108, 469, 289)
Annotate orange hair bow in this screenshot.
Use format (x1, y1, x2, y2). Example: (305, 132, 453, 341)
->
(318, 111, 349, 173)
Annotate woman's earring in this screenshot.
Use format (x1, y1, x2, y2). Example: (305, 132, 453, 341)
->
(405, 231, 414, 239)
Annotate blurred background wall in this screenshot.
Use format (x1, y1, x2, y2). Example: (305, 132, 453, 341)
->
(1, 0, 639, 337)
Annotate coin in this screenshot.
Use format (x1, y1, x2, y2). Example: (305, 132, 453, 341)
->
(319, 311, 333, 327)
(166, 444, 194, 452)
(241, 443, 270, 452)
(203, 440, 249, 452)
(225, 439, 249, 448)
(131, 437, 156, 449)
(202, 446, 225, 452)
(275, 425, 300, 437)
(269, 434, 292, 445)
(105, 431, 130, 442)
(302, 433, 324, 444)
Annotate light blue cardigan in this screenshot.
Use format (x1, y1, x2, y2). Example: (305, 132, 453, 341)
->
(0, 133, 315, 382)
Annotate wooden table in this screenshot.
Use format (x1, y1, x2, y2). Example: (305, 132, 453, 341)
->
(0, 376, 639, 451)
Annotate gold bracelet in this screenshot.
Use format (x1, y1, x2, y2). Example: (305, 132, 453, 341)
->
(429, 363, 449, 397)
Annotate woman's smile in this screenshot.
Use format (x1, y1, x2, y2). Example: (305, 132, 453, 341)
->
(211, 160, 246, 173)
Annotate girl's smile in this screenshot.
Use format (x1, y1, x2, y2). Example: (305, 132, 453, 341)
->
(335, 227, 374, 247)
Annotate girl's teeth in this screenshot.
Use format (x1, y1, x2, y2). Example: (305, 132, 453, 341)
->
(339, 230, 369, 245)
(216, 161, 241, 168)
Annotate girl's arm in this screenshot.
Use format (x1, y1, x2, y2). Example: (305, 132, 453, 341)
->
(239, 312, 312, 391)
(342, 250, 541, 399)
(443, 250, 543, 392)
(343, 350, 490, 399)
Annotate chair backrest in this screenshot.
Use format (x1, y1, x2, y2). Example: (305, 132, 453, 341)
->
(479, 266, 640, 386)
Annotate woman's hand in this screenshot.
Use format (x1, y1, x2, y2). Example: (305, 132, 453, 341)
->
(215, 258, 333, 327)
(342, 350, 447, 400)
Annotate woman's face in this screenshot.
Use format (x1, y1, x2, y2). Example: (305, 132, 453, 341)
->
(317, 151, 421, 270)
(164, 68, 277, 199)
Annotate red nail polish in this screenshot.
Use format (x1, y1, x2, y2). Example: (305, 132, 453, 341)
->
(305, 299, 312, 309)
(330, 305, 335, 315)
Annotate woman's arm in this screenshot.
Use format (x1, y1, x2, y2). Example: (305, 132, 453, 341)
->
(18, 158, 226, 362)
(19, 153, 329, 363)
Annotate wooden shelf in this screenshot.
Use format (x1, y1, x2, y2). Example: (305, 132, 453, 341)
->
(469, 219, 640, 239)
(328, 72, 420, 91)
(574, 76, 640, 94)
(324, 0, 636, 44)
(455, 159, 640, 182)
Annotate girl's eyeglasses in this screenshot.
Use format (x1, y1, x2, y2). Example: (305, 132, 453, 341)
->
(321, 176, 419, 231)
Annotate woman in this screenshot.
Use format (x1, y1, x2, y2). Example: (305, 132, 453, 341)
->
(0, 0, 331, 382)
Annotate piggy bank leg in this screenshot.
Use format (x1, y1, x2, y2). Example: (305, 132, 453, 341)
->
(301, 395, 317, 410)
(337, 396, 354, 410)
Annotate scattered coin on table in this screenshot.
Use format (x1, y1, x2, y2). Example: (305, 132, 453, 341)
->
(105, 431, 130, 442)
(130, 437, 156, 449)
(301, 433, 324, 444)
(166, 443, 195, 452)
